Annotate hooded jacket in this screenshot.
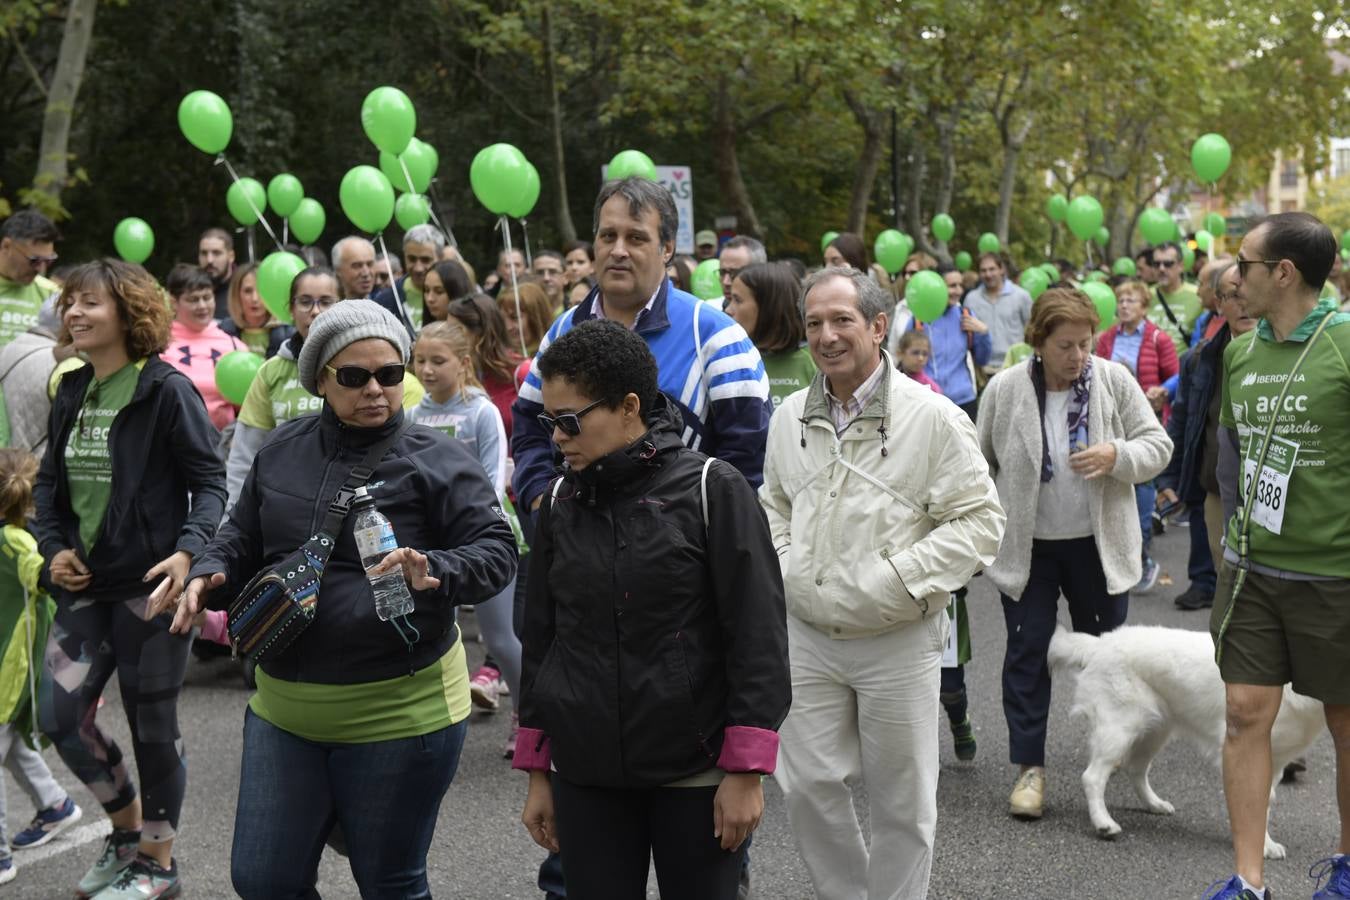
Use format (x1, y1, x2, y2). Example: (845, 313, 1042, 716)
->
(33, 357, 227, 602)
(1157, 325, 1231, 505)
(760, 355, 1005, 639)
(513, 393, 790, 788)
(192, 406, 517, 684)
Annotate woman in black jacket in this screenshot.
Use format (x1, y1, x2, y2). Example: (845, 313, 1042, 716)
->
(515, 320, 790, 900)
(32, 259, 227, 898)
(171, 299, 517, 899)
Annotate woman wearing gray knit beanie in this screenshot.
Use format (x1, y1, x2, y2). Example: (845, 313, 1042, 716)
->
(170, 297, 519, 897)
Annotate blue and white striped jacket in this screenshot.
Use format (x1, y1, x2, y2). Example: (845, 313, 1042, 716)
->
(510, 279, 771, 508)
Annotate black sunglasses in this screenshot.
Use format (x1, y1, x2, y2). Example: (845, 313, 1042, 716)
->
(537, 398, 606, 437)
(1155, 259, 1178, 269)
(324, 363, 405, 388)
(1236, 257, 1281, 277)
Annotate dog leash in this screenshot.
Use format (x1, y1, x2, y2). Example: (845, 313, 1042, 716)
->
(1214, 310, 1336, 666)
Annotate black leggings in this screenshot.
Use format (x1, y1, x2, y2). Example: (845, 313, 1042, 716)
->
(38, 595, 191, 842)
(551, 776, 744, 900)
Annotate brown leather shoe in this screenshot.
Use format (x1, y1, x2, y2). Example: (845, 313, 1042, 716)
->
(1010, 767, 1045, 819)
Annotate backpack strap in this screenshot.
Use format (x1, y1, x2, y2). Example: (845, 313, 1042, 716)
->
(700, 457, 714, 531)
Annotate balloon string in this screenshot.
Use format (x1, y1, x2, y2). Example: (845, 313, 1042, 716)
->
(216, 154, 284, 253)
(426, 180, 458, 248)
(499, 216, 529, 359)
(521, 219, 533, 269)
(377, 233, 404, 312)
(1085, 240, 1094, 270)
(282, 219, 289, 246)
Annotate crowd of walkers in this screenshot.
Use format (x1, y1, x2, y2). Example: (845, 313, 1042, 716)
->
(0, 186, 1346, 900)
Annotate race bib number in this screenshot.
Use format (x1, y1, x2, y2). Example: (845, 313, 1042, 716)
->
(941, 594, 959, 668)
(1241, 432, 1299, 535)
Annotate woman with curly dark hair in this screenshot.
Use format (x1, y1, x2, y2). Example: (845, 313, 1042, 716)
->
(32, 259, 227, 898)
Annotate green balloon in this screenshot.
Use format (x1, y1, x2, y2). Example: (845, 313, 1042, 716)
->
(1195, 229, 1214, 252)
(1081, 281, 1117, 330)
(1066, 196, 1103, 241)
(507, 162, 541, 219)
(113, 217, 154, 264)
(1112, 257, 1137, 277)
(1138, 207, 1173, 245)
(1205, 212, 1226, 236)
(1019, 267, 1049, 300)
(1342, 248, 1350, 262)
(691, 259, 722, 300)
(1191, 132, 1232, 184)
(290, 198, 325, 245)
(1183, 246, 1196, 269)
(820, 231, 840, 255)
(1341, 231, 1350, 253)
(226, 177, 266, 226)
(1046, 194, 1068, 222)
(361, 86, 416, 155)
(379, 138, 436, 194)
(339, 165, 395, 234)
(267, 174, 303, 218)
(954, 251, 972, 272)
(1040, 263, 1060, 282)
(1094, 226, 1110, 247)
(931, 214, 955, 242)
(1086, 271, 1109, 283)
(256, 251, 306, 324)
(394, 193, 431, 230)
(905, 270, 948, 324)
(1005, 342, 1034, 364)
(874, 229, 910, 275)
(608, 149, 657, 181)
(177, 90, 233, 155)
(977, 232, 1000, 254)
(470, 143, 531, 215)
(215, 350, 264, 405)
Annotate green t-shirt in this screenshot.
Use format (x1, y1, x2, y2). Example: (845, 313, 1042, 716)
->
(240, 328, 270, 356)
(762, 346, 818, 409)
(250, 637, 470, 742)
(237, 355, 425, 431)
(0, 274, 57, 348)
(403, 283, 424, 332)
(1220, 298, 1350, 577)
(64, 360, 144, 553)
(1147, 284, 1201, 355)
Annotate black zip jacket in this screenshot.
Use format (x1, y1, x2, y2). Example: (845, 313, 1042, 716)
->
(190, 405, 517, 684)
(33, 357, 227, 602)
(518, 393, 790, 788)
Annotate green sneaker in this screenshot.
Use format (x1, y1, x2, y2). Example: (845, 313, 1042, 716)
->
(74, 829, 140, 899)
(951, 716, 977, 761)
(92, 853, 180, 898)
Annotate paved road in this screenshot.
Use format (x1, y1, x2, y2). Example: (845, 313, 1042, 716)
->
(3, 522, 1339, 899)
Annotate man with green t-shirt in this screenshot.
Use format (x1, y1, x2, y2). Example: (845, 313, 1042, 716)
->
(1206, 212, 1350, 900)
(1149, 241, 1202, 354)
(0, 210, 61, 349)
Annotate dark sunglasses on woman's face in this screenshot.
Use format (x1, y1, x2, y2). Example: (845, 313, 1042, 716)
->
(324, 363, 405, 388)
(537, 398, 606, 437)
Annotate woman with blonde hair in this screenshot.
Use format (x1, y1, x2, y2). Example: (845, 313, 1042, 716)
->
(977, 287, 1171, 822)
(220, 262, 294, 358)
(498, 281, 555, 358)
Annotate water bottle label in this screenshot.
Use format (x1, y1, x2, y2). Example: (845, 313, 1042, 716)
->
(355, 525, 398, 558)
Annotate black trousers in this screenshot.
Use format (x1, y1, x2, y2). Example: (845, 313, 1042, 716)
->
(551, 776, 745, 900)
(1000, 536, 1128, 766)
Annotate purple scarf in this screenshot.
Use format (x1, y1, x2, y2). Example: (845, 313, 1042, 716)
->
(1030, 356, 1092, 483)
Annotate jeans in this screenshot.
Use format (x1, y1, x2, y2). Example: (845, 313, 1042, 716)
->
(1134, 481, 1156, 562)
(1187, 503, 1217, 594)
(231, 708, 467, 900)
(1002, 537, 1129, 766)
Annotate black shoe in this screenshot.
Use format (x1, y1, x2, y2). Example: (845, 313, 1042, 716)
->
(1282, 756, 1307, 783)
(1174, 588, 1214, 610)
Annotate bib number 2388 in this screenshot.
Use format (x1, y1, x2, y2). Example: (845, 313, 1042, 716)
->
(1241, 432, 1299, 535)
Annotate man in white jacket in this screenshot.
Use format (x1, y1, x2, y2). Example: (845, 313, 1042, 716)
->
(760, 267, 1006, 900)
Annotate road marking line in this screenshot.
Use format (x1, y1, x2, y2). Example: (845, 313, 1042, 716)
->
(14, 820, 111, 864)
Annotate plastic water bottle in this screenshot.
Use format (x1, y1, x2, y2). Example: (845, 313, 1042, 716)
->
(351, 486, 414, 621)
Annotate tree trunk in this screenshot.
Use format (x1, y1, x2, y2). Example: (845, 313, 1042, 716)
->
(843, 92, 884, 241)
(994, 115, 1033, 246)
(932, 115, 956, 261)
(712, 77, 763, 240)
(541, 3, 576, 243)
(904, 128, 928, 253)
(32, 0, 97, 212)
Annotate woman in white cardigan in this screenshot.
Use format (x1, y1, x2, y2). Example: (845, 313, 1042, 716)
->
(977, 288, 1172, 821)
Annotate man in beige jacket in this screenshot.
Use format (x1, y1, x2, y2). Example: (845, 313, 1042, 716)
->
(760, 267, 1006, 900)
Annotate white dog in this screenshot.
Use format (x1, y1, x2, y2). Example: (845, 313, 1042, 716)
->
(1048, 624, 1324, 858)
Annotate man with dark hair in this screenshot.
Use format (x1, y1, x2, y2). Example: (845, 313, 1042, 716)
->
(1136, 247, 1158, 286)
(1206, 211, 1350, 900)
(198, 227, 236, 318)
(532, 250, 566, 310)
(486, 248, 527, 298)
(718, 236, 767, 304)
(963, 252, 1032, 364)
(1147, 240, 1201, 353)
(0, 210, 61, 349)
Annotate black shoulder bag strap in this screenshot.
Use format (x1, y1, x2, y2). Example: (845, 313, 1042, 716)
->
(314, 421, 410, 552)
(1155, 285, 1192, 349)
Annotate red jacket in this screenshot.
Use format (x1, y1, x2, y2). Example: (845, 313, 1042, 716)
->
(1095, 320, 1179, 422)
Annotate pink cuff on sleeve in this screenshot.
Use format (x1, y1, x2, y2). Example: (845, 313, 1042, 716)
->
(717, 725, 780, 774)
(512, 727, 552, 771)
(200, 609, 230, 646)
